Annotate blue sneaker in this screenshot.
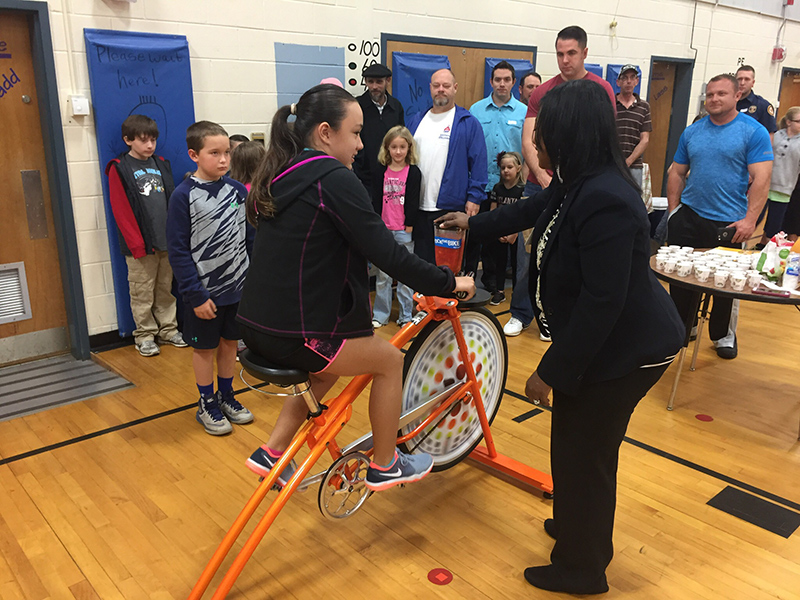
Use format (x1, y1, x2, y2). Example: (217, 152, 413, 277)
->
(246, 446, 301, 489)
(365, 450, 434, 492)
(196, 394, 232, 436)
(218, 390, 254, 424)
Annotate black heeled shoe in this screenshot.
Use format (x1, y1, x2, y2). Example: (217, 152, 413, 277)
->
(523, 564, 609, 595)
(543, 518, 557, 540)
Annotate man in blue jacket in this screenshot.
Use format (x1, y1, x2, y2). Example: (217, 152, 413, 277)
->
(408, 69, 488, 272)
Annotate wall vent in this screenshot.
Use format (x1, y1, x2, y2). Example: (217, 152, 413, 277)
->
(0, 263, 33, 325)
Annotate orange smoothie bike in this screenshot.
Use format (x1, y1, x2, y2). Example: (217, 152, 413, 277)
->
(189, 230, 554, 599)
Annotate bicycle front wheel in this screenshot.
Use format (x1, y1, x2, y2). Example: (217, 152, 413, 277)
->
(400, 307, 507, 471)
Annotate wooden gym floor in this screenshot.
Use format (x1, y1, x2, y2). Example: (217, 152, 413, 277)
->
(0, 296, 798, 599)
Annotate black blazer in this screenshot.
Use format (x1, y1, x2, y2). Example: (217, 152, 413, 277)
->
(470, 167, 684, 395)
(370, 163, 421, 225)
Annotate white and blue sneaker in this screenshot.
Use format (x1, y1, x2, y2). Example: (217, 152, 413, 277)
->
(196, 394, 232, 436)
(365, 450, 434, 492)
(218, 390, 254, 424)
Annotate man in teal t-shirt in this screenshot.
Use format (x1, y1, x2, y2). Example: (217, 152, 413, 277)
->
(666, 73, 773, 359)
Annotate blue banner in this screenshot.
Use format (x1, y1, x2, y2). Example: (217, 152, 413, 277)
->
(483, 57, 534, 100)
(585, 63, 604, 78)
(391, 51, 451, 120)
(606, 64, 642, 95)
(85, 29, 195, 337)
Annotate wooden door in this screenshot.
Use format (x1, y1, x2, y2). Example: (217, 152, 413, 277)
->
(386, 40, 534, 110)
(0, 11, 68, 364)
(777, 68, 800, 123)
(644, 61, 677, 197)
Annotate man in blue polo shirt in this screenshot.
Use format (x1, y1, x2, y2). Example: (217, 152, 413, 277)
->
(470, 61, 528, 304)
(470, 61, 527, 190)
(667, 73, 773, 359)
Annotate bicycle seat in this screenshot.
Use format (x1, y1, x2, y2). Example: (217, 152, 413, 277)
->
(239, 350, 309, 386)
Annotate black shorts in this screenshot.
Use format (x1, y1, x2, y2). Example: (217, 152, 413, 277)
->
(240, 326, 346, 374)
(184, 302, 241, 349)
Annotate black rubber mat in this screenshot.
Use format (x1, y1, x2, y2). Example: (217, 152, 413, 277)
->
(0, 355, 132, 421)
(707, 485, 800, 538)
(513, 408, 543, 422)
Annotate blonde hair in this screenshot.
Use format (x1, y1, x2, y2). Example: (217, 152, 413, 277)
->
(497, 151, 524, 186)
(779, 106, 800, 130)
(378, 126, 418, 166)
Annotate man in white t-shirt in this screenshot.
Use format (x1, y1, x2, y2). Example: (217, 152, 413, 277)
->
(407, 69, 488, 271)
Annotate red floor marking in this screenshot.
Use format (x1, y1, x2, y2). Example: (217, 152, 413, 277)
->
(695, 414, 714, 422)
(427, 568, 453, 585)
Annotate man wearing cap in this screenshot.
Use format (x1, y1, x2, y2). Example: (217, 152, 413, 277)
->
(736, 65, 777, 139)
(615, 64, 651, 191)
(353, 63, 405, 203)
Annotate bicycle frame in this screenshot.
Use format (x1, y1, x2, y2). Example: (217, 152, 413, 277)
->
(189, 294, 553, 599)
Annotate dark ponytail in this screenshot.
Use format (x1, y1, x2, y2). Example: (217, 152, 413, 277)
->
(247, 84, 357, 225)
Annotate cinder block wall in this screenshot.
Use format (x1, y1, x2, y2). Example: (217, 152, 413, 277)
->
(44, 0, 800, 335)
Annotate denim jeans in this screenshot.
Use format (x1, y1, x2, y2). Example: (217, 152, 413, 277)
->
(509, 182, 542, 326)
(373, 229, 416, 324)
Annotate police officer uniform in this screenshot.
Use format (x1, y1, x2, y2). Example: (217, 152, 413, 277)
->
(737, 91, 777, 133)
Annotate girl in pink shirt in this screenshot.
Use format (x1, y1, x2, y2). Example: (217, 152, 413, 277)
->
(371, 126, 422, 327)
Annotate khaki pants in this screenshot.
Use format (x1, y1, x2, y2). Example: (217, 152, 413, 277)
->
(125, 251, 179, 344)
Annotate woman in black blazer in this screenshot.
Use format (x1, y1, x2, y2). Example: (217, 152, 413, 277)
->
(438, 80, 684, 594)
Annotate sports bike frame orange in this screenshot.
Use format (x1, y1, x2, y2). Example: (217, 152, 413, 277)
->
(189, 293, 553, 599)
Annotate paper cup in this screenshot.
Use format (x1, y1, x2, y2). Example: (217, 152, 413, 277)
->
(693, 262, 707, 277)
(696, 266, 711, 282)
(664, 258, 678, 274)
(746, 270, 762, 288)
(714, 270, 729, 288)
(655, 255, 667, 270)
(681, 246, 694, 254)
(730, 271, 747, 291)
(677, 261, 693, 277)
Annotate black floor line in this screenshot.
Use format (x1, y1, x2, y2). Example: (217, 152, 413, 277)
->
(0, 383, 263, 467)
(503, 386, 800, 515)
(622, 436, 800, 513)
(3, 369, 798, 518)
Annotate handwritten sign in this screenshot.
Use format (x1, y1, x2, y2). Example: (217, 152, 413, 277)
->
(391, 51, 451, 119)
(0, 68, 20, 99)
(345, 39, 380, 96)
(84, 29, 196, 336)
(0, 39, 10, 58)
